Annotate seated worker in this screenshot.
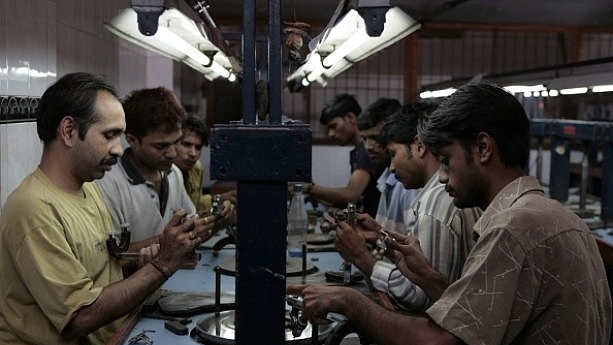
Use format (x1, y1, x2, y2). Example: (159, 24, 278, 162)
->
(173, 114, 237, 213)
(301, 94, 381, 217)
(334, 102, 482, 313)
(356, 98, 420, 234)
(289, 84, 612, 345)
(0, 72, 212, 344)
(96, 87, 233, 251)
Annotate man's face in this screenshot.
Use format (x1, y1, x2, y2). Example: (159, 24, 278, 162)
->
(436, 140, 484, 209)
(72, 91, 125, 182)
(129, 128, 183, 172)
(325, 114, 356, 146)
(174, 130, 203, 172)
(386, 140, 422, 190)
(360, 122, 387, 164)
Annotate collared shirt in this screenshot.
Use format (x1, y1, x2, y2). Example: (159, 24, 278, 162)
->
(370, 172, 482, 313)
(427, 176, 612, 345)
(96, 148, 196, 242)
(375, 167, 420, 233)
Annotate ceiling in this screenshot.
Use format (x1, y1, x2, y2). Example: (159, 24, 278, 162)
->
(199, 0, 613, 28)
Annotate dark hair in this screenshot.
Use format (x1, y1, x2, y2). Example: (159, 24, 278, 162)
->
(356, 98, 401, 131)
(417, 83, 529, 168)
(36, 72, 118, 143)
(122, 86, 187, 140)
(378, 102, 438, 146)
(319, 93, 362, 125)
(183, 114, 209, 147)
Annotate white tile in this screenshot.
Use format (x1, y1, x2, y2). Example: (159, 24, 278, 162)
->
(6, 0, 31, 95)
(0, 0, 7, 94)
(0, 123, 42, 211)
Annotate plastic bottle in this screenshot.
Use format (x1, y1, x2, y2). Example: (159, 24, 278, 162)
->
(287, 184, 308, 257)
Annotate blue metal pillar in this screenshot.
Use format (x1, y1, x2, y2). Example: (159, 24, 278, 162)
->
(210, 1, 312, 344)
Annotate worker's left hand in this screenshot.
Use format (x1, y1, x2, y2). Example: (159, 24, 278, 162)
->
(335, 221, 371, 266)
(137, 243, 160, 268)
(384, 231, 449, 300)
(287, 284, 353, 325)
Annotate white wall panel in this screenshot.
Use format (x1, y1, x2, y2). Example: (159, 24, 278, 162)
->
(0, 123, 41, 211)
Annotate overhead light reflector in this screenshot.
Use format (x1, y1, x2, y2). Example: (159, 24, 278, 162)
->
(287, 7, 420, 87)
(104, 8, 233, 81)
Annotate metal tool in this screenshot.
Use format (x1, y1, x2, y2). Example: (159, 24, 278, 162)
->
(106, 225, 131, 259)
(343, 203, 356, 284)
(140, 312, 191, 325)
(286, 295, 346, 338)
(127, 330, 155, 345)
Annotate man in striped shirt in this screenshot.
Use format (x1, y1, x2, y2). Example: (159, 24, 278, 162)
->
(356, 97, 420, 234)
(335, 103, 482, 313)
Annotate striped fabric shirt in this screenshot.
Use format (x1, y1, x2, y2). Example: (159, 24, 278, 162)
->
(375, 168, 420, 234)
(370, 171, 482, 313)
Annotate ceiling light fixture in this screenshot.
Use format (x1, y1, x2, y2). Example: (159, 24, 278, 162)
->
(591, 84, 613, 93)
(559, 87, 588, 95)
(286, 7, 421, 87)
(104, 8, 233, 81)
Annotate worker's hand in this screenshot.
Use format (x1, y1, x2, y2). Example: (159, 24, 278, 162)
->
(137, 243, 160, 268)
(384, 231, 449, 300)
(221, 189, 237, 204)
(355, 213, 383, 244)
(287, 284, 353, 325)
(335, 221, 372, 269)
(217, 200, 236, 227)
(383, 232, 428, 281)
(156, 210, 207, 271)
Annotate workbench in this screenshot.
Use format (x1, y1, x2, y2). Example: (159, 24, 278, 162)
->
(116, 233, 359, 345)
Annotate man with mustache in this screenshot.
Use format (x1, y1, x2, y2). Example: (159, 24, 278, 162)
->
(0, 73, 207, 344)
(96, 87, 231, 251)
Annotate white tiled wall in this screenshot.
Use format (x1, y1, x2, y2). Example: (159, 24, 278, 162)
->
(0, 0, 356, 212)
(0, 0, 160, 210)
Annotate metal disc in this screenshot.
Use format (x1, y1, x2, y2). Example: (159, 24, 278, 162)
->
(192, 310, 337, 345)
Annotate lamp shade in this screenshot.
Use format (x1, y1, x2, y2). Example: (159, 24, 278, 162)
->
(287, 7, 421, 86)
(104, 8, 232, 81)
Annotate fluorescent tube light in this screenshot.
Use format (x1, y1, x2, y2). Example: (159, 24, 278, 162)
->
(104, 8, 232, 81)
(287, 7, 420, 87)
(419, 88, 456, 99)
(559, 87, 588, 95)
(591, 84, 613, 93)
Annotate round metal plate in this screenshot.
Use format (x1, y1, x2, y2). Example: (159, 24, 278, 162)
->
(191, 310, 337, 345)
(216, 257, 318, 277)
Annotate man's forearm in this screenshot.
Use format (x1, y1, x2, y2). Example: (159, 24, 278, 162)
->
(339, 289, 461, 345)
(68, 263, 168, 337)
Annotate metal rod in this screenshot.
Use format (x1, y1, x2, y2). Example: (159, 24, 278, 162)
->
(343, 203, 356, 284)
(268, 0, 282, 124)
(215, 266, 221, 317)
(241, 0, 256, 124)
